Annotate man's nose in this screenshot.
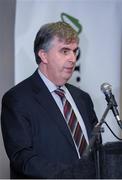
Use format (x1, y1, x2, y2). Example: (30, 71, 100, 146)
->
(69, 51, 77, 62)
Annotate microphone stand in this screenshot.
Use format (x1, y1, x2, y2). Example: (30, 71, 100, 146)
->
(83, 102, 113, 178)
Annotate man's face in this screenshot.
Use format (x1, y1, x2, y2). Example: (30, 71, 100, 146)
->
(39, 37, 79, 86)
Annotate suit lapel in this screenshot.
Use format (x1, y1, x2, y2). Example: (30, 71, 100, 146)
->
(30, 71, 77, 152)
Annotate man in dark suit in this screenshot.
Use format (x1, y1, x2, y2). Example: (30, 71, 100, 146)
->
(1, 21, 100, 178)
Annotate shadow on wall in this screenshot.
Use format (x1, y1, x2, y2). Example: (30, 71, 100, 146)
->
(0, 0, 16, 178)
(120, 32, 122, 138)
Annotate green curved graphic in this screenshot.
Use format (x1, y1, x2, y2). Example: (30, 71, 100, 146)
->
(61, 12, 82, 35)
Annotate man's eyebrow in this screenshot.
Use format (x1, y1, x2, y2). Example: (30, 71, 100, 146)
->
(60, 47, 70, 50)
(60, 47, 79, 51)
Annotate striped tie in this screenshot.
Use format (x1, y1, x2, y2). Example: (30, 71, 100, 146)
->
(55, 88, 87, 156)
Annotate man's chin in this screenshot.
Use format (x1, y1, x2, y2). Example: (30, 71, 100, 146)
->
(55, 74, 73, 86)
(63, 76, 72, 84)
(56, 78, 70, 86)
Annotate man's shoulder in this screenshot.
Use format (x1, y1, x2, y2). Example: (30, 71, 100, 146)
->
(6, 77, 31, 95)
(66, 83, 90, 97)
(2, 71, 37, 100)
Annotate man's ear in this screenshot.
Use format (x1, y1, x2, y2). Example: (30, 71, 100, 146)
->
(38, 49, 48, 64)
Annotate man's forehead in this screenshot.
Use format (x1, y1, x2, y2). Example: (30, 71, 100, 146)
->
(53, 36, 78, 44)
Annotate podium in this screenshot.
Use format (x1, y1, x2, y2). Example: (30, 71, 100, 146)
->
(100, 141, 122, 178)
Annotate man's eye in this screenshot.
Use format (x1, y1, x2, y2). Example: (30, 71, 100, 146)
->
(60, 48, 70, 55)
(62, 50, 69, 55)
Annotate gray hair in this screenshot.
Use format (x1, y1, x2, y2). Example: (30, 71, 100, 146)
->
(34, 21, 79, 64)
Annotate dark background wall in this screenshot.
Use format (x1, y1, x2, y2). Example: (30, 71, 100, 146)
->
(0, 0, 16, 178)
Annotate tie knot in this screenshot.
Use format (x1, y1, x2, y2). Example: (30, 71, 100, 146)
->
(55, 88, 65, 100)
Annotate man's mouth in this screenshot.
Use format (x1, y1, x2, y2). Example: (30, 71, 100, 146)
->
(64, 67, 74, 72)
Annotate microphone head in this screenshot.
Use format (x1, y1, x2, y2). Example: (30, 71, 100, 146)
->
(101, 82, 112, 95)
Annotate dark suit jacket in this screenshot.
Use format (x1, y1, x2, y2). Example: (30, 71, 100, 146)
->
(1, 70, 98, 178)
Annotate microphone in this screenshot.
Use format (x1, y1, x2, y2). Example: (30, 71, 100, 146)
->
(101, 83, 122, 126)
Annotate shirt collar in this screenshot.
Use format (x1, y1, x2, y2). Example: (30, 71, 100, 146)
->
(38, 68, 66, 93)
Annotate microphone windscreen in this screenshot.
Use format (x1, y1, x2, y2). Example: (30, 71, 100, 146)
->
(100, 83, 112, 94)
